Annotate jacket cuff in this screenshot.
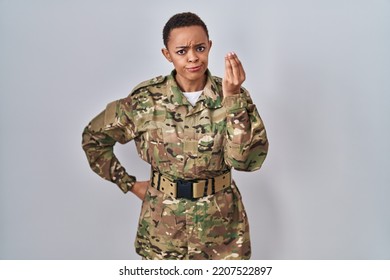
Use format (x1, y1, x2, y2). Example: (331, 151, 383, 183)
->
(117, 173, 137, 193)
(222, 94, 248, 112)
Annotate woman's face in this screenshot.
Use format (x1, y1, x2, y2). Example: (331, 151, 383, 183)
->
(162, 25, 212, 91)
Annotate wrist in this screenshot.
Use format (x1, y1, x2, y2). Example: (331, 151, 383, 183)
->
(223, 91, 240, 97)
(131, 181, 149, 200)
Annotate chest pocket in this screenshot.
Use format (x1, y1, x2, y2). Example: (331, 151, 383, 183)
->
(193, 108, 227, 172)
(195, 132, 225, 172)
(134, 128, 167, 169)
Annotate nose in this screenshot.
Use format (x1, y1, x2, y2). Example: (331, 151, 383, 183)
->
(187, 49, 199, 63)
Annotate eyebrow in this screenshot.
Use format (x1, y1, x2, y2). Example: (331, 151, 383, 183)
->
(175, 43, 206, 49)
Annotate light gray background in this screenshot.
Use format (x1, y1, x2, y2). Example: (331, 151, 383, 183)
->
(1, 0, 389, 259)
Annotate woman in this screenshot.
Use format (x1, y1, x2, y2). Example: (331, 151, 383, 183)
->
(82, 12, 268, 260)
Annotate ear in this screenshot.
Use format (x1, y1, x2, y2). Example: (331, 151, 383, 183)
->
(209, 40, 213, 50)
(161, 48, 172, 63)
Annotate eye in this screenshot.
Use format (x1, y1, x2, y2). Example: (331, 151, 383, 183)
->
(196, 46, 206, 52)
(176, 49, 186, 55)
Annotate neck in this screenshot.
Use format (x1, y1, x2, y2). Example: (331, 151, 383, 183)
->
(175, 73, 207, 92)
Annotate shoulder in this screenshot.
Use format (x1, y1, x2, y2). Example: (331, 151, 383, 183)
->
(211, 75, 222, 84)
(117, 74, 169, 113)
(210, 75, 222, 87)
(130, 75, 168, 96)
(208, 75, 223, 95)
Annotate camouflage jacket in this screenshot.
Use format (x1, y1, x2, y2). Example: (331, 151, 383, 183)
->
(82, 70, 268, 193)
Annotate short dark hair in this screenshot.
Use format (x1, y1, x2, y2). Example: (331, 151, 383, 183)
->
(162, 12, 209, 48)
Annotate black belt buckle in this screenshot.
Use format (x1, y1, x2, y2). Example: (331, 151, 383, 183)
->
(176, 179, 194, 199)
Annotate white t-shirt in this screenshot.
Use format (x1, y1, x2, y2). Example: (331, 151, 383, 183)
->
(183, 90, 203, 106)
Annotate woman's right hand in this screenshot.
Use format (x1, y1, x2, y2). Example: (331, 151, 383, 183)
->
(131, 180, 150, 200)
(222, 52, 246, 97)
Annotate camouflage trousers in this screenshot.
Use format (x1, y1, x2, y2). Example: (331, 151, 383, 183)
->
(134, 180, 251, 260)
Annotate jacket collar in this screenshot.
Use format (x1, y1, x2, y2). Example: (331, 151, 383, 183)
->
(165, 69, 223, 111)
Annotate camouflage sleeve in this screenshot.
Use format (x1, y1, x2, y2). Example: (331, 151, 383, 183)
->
(222, 90, 269, 171)
(82, 98, 138, 193)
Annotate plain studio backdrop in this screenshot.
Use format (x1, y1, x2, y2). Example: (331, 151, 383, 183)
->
(1, 0, 389, 259)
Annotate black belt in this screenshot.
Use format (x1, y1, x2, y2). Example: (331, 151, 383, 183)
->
(150, 170, 231, 199)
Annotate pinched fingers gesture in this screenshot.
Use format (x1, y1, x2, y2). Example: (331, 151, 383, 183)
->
(223, 52, 246, 96)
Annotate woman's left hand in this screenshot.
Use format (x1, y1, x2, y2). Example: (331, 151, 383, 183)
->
(222, 52, 246, 97)
(131, 180, 150, 200)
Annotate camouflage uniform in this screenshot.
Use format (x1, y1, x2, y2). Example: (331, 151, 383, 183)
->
(82, 70, 268, 259)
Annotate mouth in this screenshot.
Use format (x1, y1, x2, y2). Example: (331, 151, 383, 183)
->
(186, 65, 202, 72)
